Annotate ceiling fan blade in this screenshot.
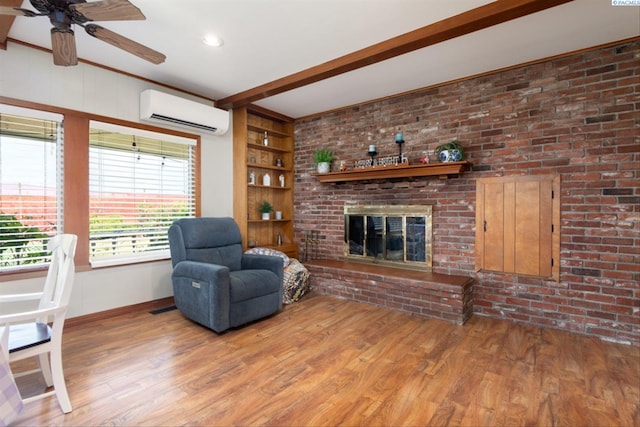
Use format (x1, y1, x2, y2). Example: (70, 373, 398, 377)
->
(0, 6, 34, 16)
(85, 24, 165, 64)
(71, 0, 145, 22)
(0, 0, 22, 49)
(51, 27, 78, 66)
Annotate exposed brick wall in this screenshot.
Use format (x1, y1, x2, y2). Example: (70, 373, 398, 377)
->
(293, 40, 639, 345)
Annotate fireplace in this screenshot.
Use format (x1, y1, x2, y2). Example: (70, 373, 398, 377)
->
(344, 205, 432, 271)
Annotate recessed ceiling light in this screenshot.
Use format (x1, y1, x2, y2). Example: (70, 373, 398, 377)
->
(203, 34, 224, 47)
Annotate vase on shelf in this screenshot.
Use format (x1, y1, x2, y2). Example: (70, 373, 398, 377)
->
(438, 149, 463, 162)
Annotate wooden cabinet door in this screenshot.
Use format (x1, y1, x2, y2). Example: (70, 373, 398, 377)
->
(480, 181, 506, 272)
(476, 175, 559, 280)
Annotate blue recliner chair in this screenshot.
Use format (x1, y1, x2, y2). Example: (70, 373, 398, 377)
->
(168, 217, 283, 333)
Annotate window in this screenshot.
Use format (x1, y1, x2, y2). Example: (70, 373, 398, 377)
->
(0, 105, 63, 272)
(89, 121, 196, 267)
(475, 175, 560, 280)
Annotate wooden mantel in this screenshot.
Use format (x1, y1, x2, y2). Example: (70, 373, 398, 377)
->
(314, 161, 471, 183)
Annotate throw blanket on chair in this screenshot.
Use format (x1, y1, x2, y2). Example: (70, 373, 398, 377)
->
(0, 329, 23, 427)
(282, 259, 311, 304)
(244, 248, 311, 304)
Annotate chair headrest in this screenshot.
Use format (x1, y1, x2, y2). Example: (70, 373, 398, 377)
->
(172, 217, 241, 249)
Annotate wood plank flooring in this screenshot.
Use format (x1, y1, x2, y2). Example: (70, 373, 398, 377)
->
(10, 293, 640, 426)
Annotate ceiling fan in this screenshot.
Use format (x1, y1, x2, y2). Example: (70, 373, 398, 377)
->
(0, 0, 165, 66)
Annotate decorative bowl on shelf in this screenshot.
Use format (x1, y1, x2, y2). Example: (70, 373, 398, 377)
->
(435, 140, 464, 163)
(438, 149, 463, 162)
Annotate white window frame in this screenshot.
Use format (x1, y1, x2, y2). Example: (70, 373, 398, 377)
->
(88, 121, 197, 268)
(0, 104, 63, 273)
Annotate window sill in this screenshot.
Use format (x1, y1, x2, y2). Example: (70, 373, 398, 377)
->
(89, 250, 171, 269)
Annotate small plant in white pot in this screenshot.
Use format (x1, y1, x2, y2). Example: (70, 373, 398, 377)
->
(258, 201, 273, 220)
(314, 149, 334, 173)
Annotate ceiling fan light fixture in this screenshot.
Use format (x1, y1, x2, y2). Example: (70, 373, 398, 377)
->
(203, 34, 223, 47)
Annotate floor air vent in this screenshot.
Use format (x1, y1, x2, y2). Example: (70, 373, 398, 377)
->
(149, 305, 177, 315)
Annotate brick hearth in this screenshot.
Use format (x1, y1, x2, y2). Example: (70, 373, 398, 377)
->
(306, 260, 473, 325)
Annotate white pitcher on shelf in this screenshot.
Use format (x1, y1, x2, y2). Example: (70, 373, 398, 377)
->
(263, 173, 271, 186)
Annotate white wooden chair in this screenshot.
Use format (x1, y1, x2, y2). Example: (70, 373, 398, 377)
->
(0, 234, 78, 414)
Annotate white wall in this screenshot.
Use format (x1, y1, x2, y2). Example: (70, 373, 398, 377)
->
(0, 43, 234, 318)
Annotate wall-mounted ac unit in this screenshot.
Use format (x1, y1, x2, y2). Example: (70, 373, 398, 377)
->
(140, 89, 229, 135)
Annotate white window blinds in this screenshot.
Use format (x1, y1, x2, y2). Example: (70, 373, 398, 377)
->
(0, 105, 63, 272)
(89, 121, 196, 267)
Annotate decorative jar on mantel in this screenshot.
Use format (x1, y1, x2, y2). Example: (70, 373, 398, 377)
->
(435, 140, 465, 163)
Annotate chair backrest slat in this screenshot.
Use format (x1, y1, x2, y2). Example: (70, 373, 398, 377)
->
(38, 235, 77, 312)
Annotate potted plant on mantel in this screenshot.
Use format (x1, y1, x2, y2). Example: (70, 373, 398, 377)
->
(435, 140, 465, 163)
(258, 201, 273, 220)
(313, 149, 334, 173)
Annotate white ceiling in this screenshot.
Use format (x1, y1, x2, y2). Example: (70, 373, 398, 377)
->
(3, 0, 640, 118)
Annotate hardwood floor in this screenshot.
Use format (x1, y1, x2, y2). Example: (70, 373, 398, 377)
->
(11, 293, 640, 426)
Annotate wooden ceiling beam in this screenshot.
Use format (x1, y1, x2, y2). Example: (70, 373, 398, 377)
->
(0, 0, 22, 50)
(217, 0, 573, 110)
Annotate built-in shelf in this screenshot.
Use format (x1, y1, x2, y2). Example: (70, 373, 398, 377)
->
(234, 106, 298, 258)
(314, 161, 471, 183)
(247, 142, 290, 154)
(246, 162, 290, 172)
(247, 185, 291, 191)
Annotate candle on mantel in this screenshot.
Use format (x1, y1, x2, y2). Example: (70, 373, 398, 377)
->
(395, 132, 403, 142)
(368, 144, 376, 153)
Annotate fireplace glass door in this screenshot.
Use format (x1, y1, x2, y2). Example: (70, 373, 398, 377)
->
(344, 205, 432, 270)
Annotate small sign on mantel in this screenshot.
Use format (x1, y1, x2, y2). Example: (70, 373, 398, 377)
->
(355, 154, 409, 169)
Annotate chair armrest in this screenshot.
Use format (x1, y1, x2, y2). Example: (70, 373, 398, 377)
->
(0, 305, 66, 325)
(171, 260, 232, 333)
(242, 254, 284, 282)
(0, 292, 43, 303)
(172, 260, 230, 283)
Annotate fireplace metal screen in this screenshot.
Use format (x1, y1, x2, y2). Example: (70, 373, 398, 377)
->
(344, 205, 432, 270)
